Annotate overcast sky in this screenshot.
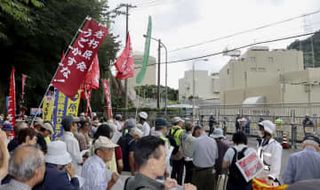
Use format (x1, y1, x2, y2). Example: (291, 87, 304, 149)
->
(109, 0, 320, 89)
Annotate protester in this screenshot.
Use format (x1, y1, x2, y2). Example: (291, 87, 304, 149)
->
(0, 130, 9, 181)
(138, 112, 150, 137)
(1, 123, 13, 144)
(169, 117, 185, 185)
(33, 119, 48, 153)
(151, 118, 171, 177)
(223, 132, 254, 190)
(75, 120, 90, 151)
(114, 114, 123, 131)
(61, 116, 83, 175)
(33, 141, 79, 190)
(0, 145, 45, 190)
(257, 120, 282, 186)
(81, 136, 119, 190)
(7, 121, 28, 152)
(181, 122, 195, 183)
(128, 127, 143, 176)
(192, 125, 202, 138)
(212, 128, 230, 178)
(93, 123, 123, 174)
(191, 125, 218, 190)
(17, 128, 38, 146)
(283, 135, 320, 184)
(118, 118, 135, 172)
(124, 136, 196, 190)
(39, 122, 54, 145)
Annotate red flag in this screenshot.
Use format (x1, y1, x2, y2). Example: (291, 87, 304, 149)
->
(80, 54, 100, 99)
(102, 79, 113, 119)
(21, 74, 27, 101)
(8, 67, 16, 128)
(115, 33, 134, 80)
(85, 54, 100, 89)
(52, 17, 108, 98)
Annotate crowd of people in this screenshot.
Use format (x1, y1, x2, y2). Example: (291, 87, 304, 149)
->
(0, 112, 320, 190)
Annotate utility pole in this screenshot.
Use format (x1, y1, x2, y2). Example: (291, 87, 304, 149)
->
(157, 39, 161, 109)
(106, 3, 136, 111)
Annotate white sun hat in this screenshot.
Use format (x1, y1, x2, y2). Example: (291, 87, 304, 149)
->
(138, 112, 148, 120)
(45, 141, 72, 165)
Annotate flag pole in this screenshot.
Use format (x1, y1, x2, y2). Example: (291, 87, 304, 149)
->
(135, 88, 141, 120)
(31, 16, 91, 125)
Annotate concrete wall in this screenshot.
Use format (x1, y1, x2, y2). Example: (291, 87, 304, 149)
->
(179, 70, 220, 101)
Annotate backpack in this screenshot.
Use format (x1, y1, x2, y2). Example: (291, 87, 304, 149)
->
(228, 147, 249, 186)
(167, 128, 181, 155)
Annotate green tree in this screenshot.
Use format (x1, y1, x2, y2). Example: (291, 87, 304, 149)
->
(0, 0, 120, 113)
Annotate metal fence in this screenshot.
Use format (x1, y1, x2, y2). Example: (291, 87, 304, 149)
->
(198, 103, 320, 142)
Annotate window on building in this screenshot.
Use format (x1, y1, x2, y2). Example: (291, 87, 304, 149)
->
(268, 57, 274, 63)
(250, 57, 256, 63)
(227, 69, 229, 75)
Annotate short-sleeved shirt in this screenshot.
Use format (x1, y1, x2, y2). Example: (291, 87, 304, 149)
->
(81, 155, 112, 190)
(223, 144, 253, 163)
(192, 134, 218, 168)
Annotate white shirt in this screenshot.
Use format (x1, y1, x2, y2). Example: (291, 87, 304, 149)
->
(257, 138, 282, 180)
(61, 132, 82, 164)
(81, 155, 112, 190)
(141, 122, 150, 137)
(223, 144, 255, 163)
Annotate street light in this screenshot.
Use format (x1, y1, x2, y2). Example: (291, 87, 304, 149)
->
(192, 58, 208, 123)
(142, 35, 168, 114)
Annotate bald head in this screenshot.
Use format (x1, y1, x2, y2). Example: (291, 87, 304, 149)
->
(9, 145, 45, 183)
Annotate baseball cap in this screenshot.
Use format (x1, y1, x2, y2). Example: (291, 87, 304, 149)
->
(155, 118, 168, 128)
(172, 117, 184, 124)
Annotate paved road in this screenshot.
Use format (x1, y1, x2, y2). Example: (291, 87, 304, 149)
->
(111, 136, 300, 189)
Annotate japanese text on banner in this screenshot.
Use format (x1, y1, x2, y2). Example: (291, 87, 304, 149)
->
(52, 17, 108, 98)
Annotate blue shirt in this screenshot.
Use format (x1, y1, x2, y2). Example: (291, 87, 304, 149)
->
(81, 155, 112, 190)
(192, 134, 218, 168)
(283, 147, 320, 184)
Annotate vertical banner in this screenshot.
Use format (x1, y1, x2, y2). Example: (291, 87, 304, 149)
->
(136, 16, 152, 84)
(42, 91, 55, 122)
(21, 74, 27, 102)
(8, 67, 16, 128)
(102, 79, 113, 119)
(52, 17, 108, 98)
(52, 89, 80, 139)
(115, 33, 134, 80)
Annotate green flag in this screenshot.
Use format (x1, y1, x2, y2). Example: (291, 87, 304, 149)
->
(136, 16, 152, 84)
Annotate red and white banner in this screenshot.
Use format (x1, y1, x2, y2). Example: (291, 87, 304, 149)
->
(115, 33, 134, 80)
(236, 150, 263, 182)
(52, 17, 108, 98)
(8, 67, 16, 128)
(21, 74, 27, 101)
(102, 79, 113, 119)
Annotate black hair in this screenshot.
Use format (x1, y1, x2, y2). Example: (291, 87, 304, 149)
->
(185, 122, 193, 132)
(18, 128, 37, 144)
(80, 120, 90, 129)
(134, 136, 165, 168)
(93, 124, 112, 143)
(232, 131, 248, 145)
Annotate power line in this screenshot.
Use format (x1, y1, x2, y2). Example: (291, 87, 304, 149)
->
(134, 31, 316, 69)
(169, 9, 320, 53)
